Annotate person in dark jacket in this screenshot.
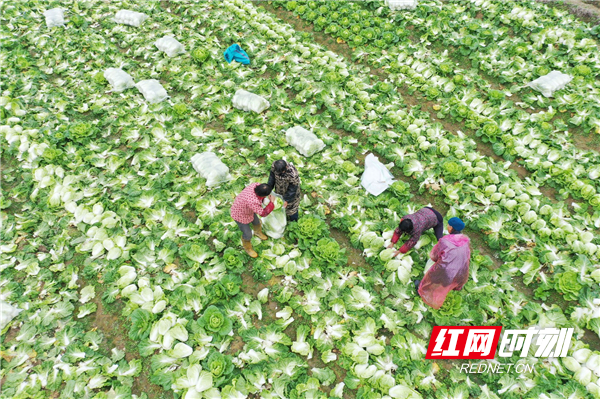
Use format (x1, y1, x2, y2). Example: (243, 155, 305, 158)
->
(387, 206, 444, 257)
(267, 160, 301, 222)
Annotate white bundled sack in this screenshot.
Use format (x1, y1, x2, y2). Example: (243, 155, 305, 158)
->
(263, 196, 287, 239)
(386, 0, 419, 11)
(528, 71, 572, 98)
(0, 301, 22, 330)
(44, 8, 65, 28)
(191, 152, 231, 187)
(114, 10, 148, 27)
(361, 153, 395, 196)
(155, 36, 185, 57)
(135, 79, 169, 104)
(285, 126, 325, 157)
(232, 89, 270, 113)
(104, 68, 135, 92)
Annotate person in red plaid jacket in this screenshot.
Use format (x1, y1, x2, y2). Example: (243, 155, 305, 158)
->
(387, 206, 444, 257)
(230, 183, 275, 258)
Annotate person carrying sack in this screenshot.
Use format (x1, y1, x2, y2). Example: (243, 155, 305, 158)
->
(267, 160, 301, 222)
(230, 183, 275, 258)
(415, 217, 471, 309)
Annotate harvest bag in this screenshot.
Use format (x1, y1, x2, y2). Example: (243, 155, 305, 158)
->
(361, 153, 395, 196)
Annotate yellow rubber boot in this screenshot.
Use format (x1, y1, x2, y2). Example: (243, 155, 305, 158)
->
(241, 239, 257, 258)
(252, 222, 268, 240)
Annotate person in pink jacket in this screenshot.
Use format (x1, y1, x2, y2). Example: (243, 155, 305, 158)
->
(230, 183, 275, 258)
(415, 217, 471, 309)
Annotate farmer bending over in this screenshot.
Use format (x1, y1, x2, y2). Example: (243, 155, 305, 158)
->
(230, 183, 275, 258)
(387, 206, 444, 257)
(415, 217, 471, 309)
(267, 160, 301, 222)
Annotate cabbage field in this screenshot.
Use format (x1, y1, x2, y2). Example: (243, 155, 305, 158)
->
(2, 0, 600, 398)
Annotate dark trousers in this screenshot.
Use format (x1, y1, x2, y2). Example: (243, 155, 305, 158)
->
(236, 214, 260, 240)
(287, 210, 299, 222)
(426, 207, 444, 241)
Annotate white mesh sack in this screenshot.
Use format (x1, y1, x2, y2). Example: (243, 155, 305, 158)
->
(263, 204, 287, 239)
(191, 152, 231, 187)
(114, 10, 148, 27)
(135, 79, 169, 104)
(44, 8, 65, 28)
(385, 0, 418, 11)
(361, 153, 395, 196)
(232, 89, 270, 113)
(0, 300, 22, 330)
(527, 71, 572, 98)
(104, 68, 135, 92)
(285, 126, 326, 157)
(155, 36, 185, 57)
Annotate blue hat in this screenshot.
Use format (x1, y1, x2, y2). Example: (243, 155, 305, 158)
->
(448, 217, 465, 232)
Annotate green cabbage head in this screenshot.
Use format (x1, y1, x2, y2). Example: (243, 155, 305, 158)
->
(198, 306, 233, 336)
(555, 272, 582, 301)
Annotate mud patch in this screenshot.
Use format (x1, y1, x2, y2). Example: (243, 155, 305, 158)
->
(570, 130, 600, 153)
(182, 207, 197, 224)
(88, 297, 132, 358)
(329, 227, 369, 270)
(241, 271, 268, 296)
(226, 335, 245, 355)
(509, 161, 529, 180)
(584, 329, 600, 352)
(80, 282, 170, 399)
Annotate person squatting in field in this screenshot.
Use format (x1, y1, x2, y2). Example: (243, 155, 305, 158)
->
(387, 206, 444, 257)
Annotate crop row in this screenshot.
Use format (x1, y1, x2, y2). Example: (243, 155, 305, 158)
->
(273, 0, 600, 213)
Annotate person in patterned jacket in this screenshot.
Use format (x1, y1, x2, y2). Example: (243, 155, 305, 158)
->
(230, 183, 275, 258)
(387, 206, 444, 257)
(267, 160, 301, 222)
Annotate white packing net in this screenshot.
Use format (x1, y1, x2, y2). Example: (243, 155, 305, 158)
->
(155, 36, 186, 57)
(191, 152, 231, 187)
(44, 8, 65, 28)
(361, 153, 395, 196)
(263, 206, 287, 239)
(0, 300, 22, 330)
(104, 68, 135, 92)
(114, 10, 148, 27)
(385, 0, 419, 11)
(135, 79, 169, 104)
(285, 126, 325, 157)
(232, 89, 270, 113)
(527, 71, 572, 98)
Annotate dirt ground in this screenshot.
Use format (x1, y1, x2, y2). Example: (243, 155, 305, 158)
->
(558, 0, 600, 21)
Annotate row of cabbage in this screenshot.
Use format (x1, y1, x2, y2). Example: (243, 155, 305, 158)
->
(1, 0, 600, 398)
(273, 0, 600, 212)
(374, 0, 600, 136)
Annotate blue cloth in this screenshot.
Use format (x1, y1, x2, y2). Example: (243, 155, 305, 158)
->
(448, 217, 465, 232)
(224, 44, 250, 65)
